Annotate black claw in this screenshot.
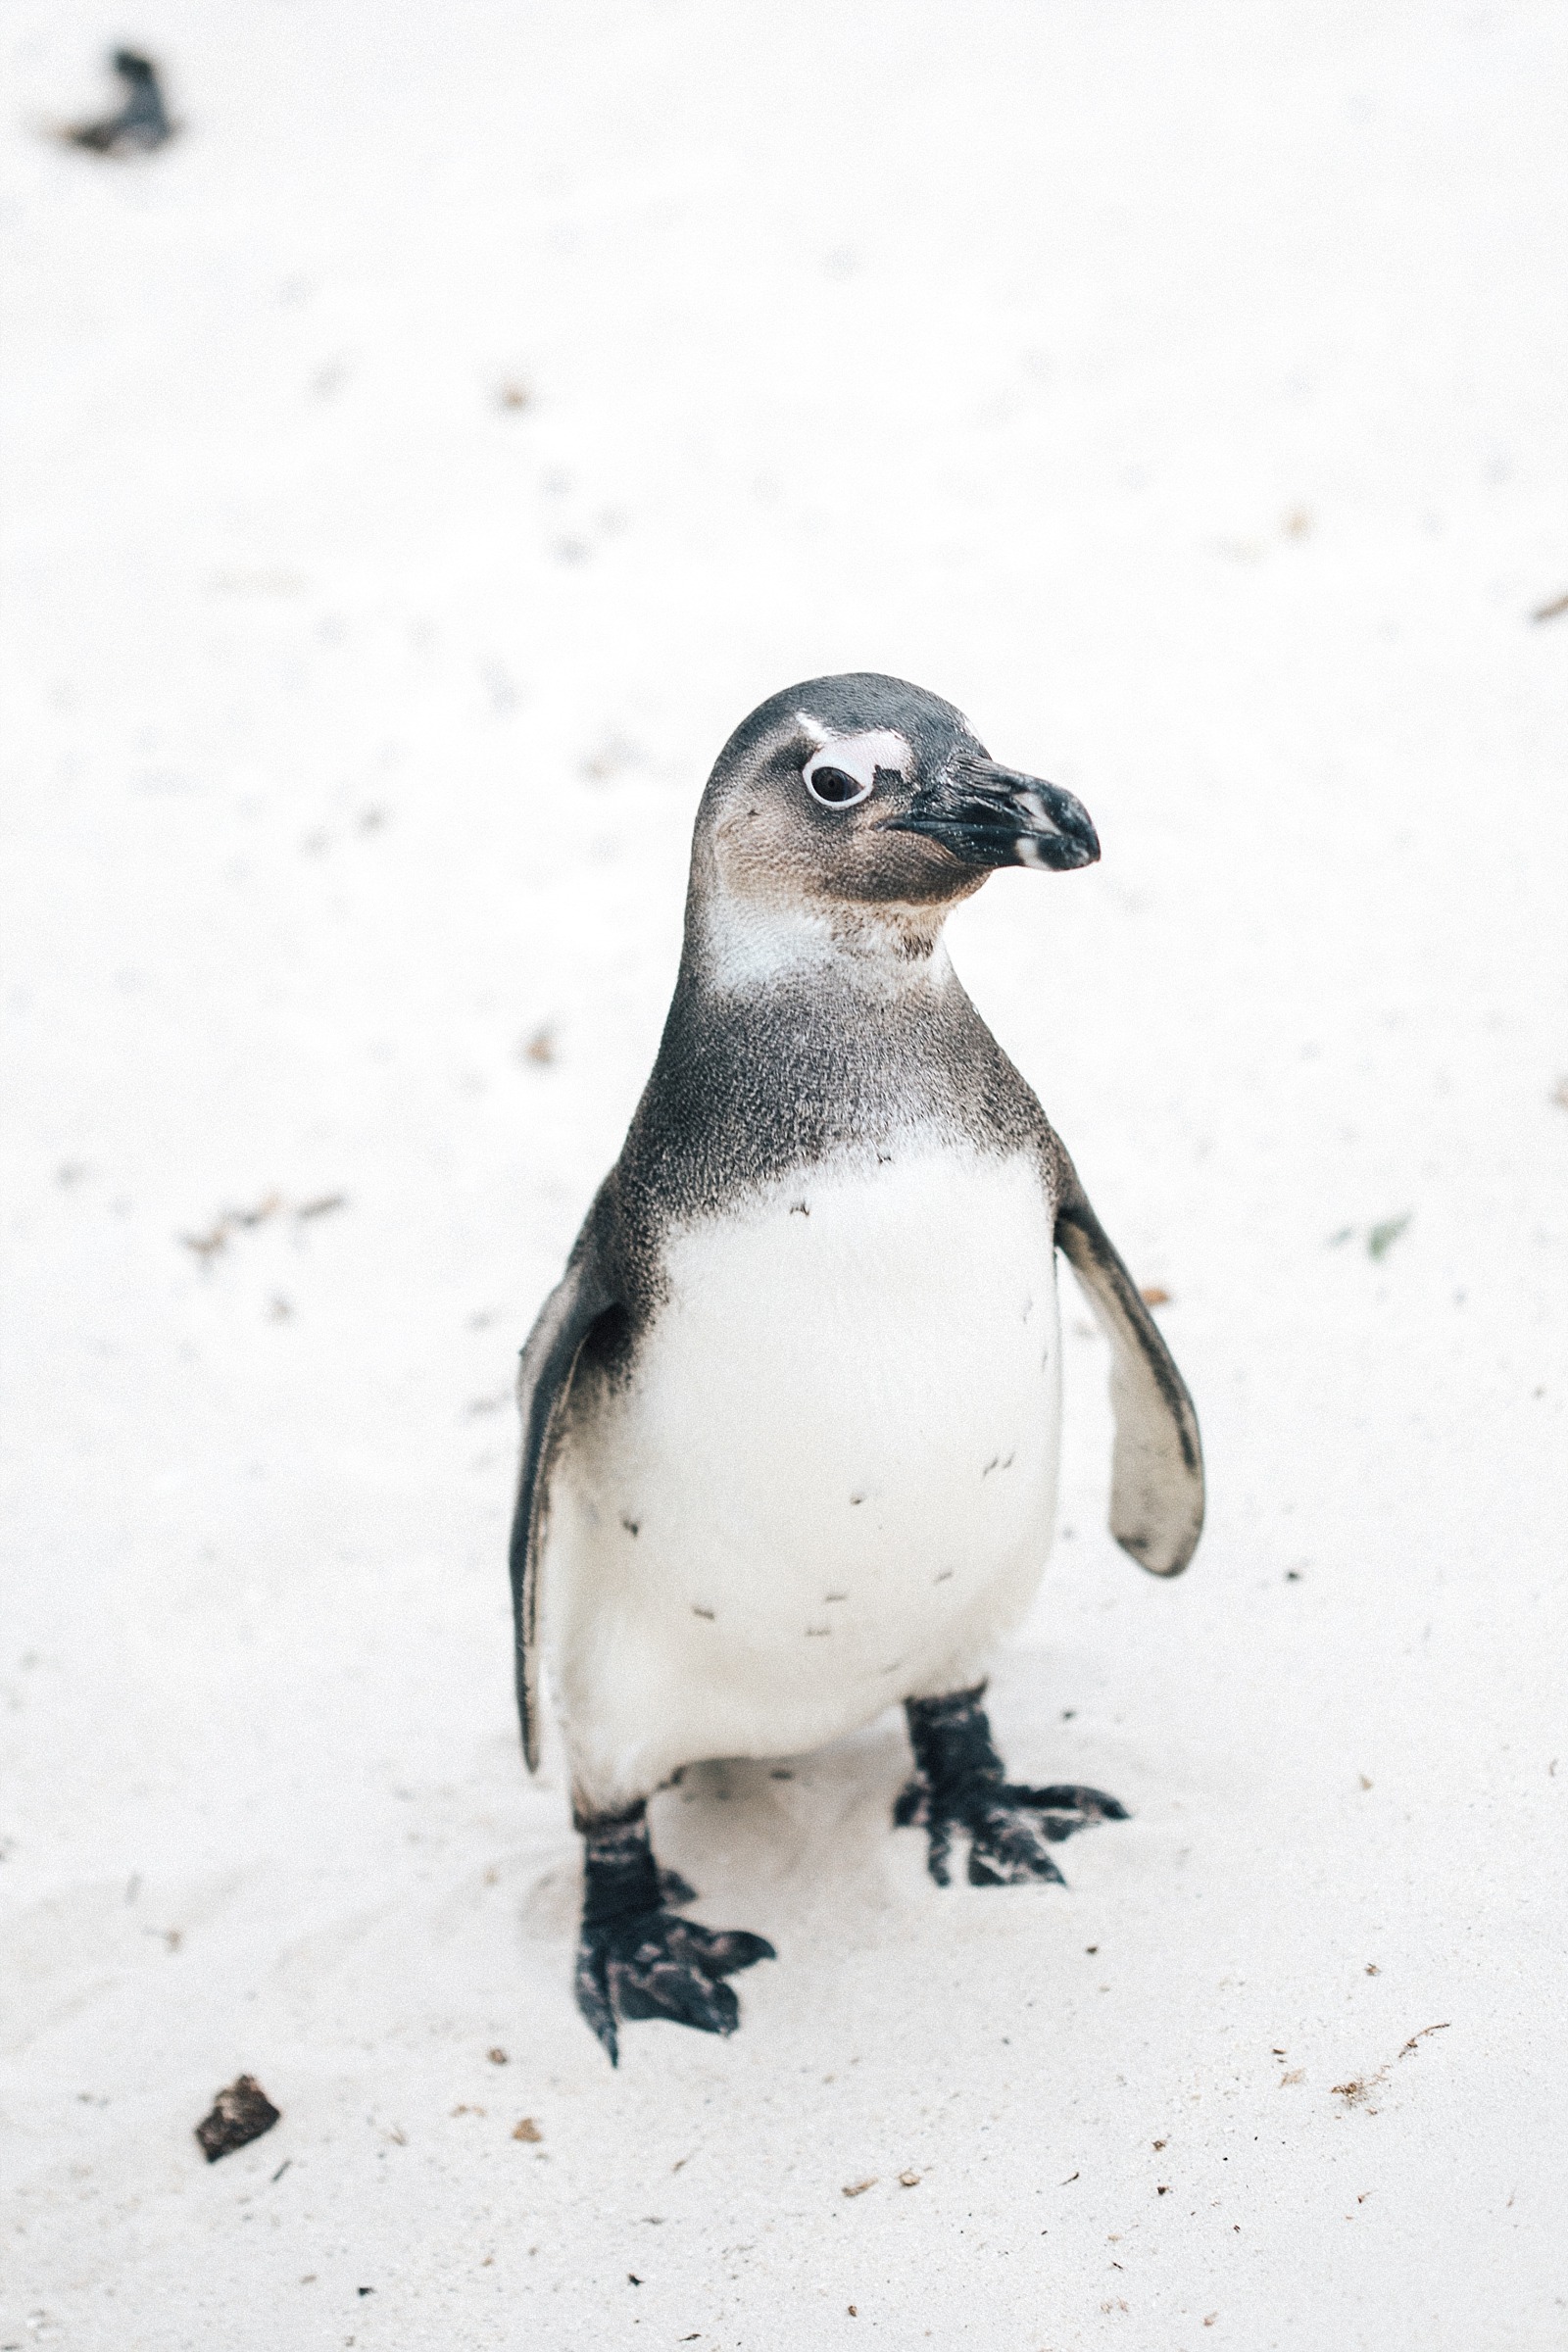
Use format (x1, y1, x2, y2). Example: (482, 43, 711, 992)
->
(573, 1932, 619, 2066)
(927, 1816, 954, 1887)
(892, 1778, 928, 1831)
(658, 1866, 698, 1906)
(1016, 1783, 1130, 1824)
(968, 1844, 1067, 1887)
(678, 1920, 777, 1978)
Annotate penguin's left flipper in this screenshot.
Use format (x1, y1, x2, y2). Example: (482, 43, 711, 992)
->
(1054, 1168, 1205, 1577)
(509, 1242, 618, 1772)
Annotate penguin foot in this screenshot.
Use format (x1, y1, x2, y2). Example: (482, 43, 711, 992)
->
(575, 1908, 775, 2064)
(897, 1687, 1128, 1889)
(896, 1776, 1127, 1886)
(574, 1805, 772, 2064)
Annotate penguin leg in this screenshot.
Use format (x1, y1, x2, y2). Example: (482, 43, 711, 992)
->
(895, 1685, 1128, 1888)
(573, 1803, 775, 2065)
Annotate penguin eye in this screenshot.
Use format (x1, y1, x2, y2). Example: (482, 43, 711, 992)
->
(803, 754, 875, 809)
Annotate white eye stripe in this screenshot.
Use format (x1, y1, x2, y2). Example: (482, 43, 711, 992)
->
(799, 725, 913, 809)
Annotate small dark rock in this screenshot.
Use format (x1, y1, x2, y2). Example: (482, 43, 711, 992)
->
(195, 2074, 280, 2162)
(66, 50, 175, 157)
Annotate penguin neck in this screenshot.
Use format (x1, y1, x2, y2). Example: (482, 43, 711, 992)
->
(621, 871, 1051, 1232)
(687, 873, 956, 1005)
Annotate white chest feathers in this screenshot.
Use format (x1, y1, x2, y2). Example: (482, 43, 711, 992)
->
(545, 1146, 1063, 1811)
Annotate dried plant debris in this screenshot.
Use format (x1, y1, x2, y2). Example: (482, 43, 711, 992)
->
(520, 1025, 557, 1066)
(183, 1192, 281, 1255)
(1397, 2021, 1450, 2059)
(181, 1192, 346, 1259)
(296, 1193, 347, 1221)
(1139, 1284, 1172, 1306)
(513, 2117, 542, 2142)
(1333, 2023, 1450, 2109)
(1328, 1213, 1413, 1259)
(1367, 1212, 1412, 1260)
(1532, 590, 1568, 623)
(63, 50, 175, 156)
(195, 2075, 280, 2162)
(1331, 2067, 1388, 2109)
(581, 735, 640, 782)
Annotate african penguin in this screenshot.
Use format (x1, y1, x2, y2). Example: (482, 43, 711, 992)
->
(509, 673, 1203, 2061)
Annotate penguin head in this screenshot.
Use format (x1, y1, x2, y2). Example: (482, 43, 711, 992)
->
(694, 674, 1099, 957)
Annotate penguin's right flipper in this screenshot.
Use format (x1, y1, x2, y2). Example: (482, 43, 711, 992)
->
(509, 1246, 618, 1771)
(1054, 1170, 1205, 1577)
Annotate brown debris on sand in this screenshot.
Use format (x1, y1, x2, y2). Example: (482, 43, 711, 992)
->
(181, 1191, 346, 1260)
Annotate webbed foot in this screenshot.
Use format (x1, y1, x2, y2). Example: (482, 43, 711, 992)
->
(574, 1807, 773, 2064)
(575, 1908, 775, 2062)
(896, 1687, 1128, 1888)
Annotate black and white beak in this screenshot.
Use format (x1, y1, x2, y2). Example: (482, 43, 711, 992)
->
(883, 759, 1100, 873)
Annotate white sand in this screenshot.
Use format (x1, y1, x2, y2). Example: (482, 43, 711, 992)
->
(4, 3, 1566, 2344)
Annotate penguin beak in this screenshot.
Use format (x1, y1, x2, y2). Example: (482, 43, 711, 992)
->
(881, 760, 1101, 873)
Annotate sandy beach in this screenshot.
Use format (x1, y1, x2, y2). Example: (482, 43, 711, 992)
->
(3, 2, 1566, 2343)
